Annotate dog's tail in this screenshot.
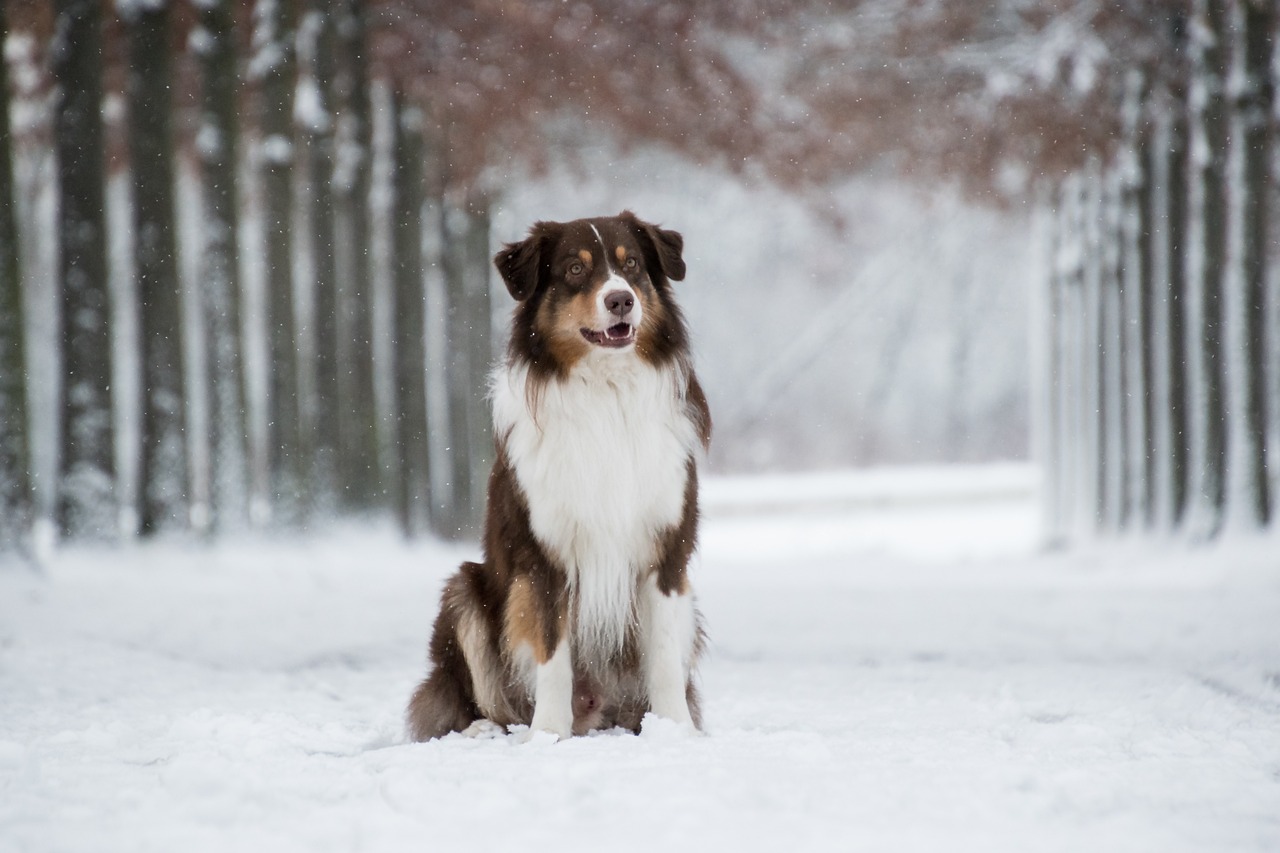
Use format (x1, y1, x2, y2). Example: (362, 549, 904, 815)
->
(406, 567, 483, 742)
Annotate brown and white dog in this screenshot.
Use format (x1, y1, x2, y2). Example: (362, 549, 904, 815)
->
(406, 211, 711, 741)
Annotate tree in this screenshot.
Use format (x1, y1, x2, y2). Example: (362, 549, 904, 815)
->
(252, 0, 303, 521)
(125, 0, 188, 535)
(1120, 71, 1154, 529)
(52, 0, 115, 540)
(333, 0, 379, 510)
(438, 196, 473, 539)
(195, 0, 248, 532)
(801, 1, 1276, 542)
(388, 92, 430, 537)
(1183, 0, 1230, 539)
(298, 0, 339, 507)
(461, 198, 493, 532)
(1221, 0, 1273, 529)
(0, 0, 30, 552)
(1146, 92, 1191, 532)
(996, 1, 1275, 542)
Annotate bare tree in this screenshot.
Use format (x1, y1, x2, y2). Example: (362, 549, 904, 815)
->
(252, 0, 303, 520)
(125, 0, 188, 535)
(1120, 72, 1154, 529)
(1221, 0, 1273, 529)
(0, 0, 30, 552)
(298, 0, 339, 507)
(333, 0, 379, 510)
(195, 0, 248, 532)
(1147, 93, 1191, 532)
(1183, 0, 1229, 539)
(52, 0, 115, 539)
(388, 92, 430, 537)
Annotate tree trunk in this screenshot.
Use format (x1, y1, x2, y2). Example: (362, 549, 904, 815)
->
(253, 0, 302, 522)
(333, 0, 378, 510)
(126, 1, 188, 536)
(196, 0, 248, 533)
(1100, 168, 1127, 533)
(390, 95, 430, 538)
(299, 1, 339, 506)
(1065, 173, 1095, 538)
(1184, 0, 1229, 540)
(52, 0, 115, 540)
(1148, 99, 1192, 532)
(1080, 164, 1106, 532)
(463, 198, 494, 535)
(1221, 0, 1273, 529)
(0, 0, 30, 551)
(1034, 187, 1064, 544)
(1120, 71, 1153, 530)
(440, 200, 473, 539)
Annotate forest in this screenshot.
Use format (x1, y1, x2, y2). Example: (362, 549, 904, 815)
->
(0, 0, 1277, 553)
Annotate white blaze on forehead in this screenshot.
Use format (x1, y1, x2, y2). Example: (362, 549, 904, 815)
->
(589, 222, 639, 323)
(589, 223, 609, 265)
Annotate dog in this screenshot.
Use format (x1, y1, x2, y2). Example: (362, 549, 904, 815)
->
(406, 211, 711, 741)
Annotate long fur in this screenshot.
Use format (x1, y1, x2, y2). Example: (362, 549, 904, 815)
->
(406, 211, 710, 741)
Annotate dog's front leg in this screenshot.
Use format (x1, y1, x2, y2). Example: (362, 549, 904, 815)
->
(527, 639, 575, 740)
(640, 573, 697, 728)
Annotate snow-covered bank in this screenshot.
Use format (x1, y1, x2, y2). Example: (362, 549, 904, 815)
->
(2, 467, 1278, 852)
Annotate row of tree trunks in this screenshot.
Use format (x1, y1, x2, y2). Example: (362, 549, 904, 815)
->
(2, 0, 497, 554)
(1039, 0, 1275, 542)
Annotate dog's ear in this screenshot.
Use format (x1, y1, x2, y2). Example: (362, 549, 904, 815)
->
(493, 222, 559, 301)
(620, 210, 685, 283)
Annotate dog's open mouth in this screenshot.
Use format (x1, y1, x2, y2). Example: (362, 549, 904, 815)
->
(581, 323, 635, 348)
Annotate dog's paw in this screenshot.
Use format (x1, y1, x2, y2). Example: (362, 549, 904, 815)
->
(460, 719, 506, 739)
(639, 712, 701, 741)
(509, 725, 565, 745)
(526, 704, 573, 743)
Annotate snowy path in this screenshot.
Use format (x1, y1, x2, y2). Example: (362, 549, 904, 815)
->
(2, 465, 1280, 852)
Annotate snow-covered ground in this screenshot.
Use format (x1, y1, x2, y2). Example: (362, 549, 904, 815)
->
(2, 464, 1279, 852)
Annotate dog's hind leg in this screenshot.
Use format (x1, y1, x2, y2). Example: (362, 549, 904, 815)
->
(406, 566, 493, 741)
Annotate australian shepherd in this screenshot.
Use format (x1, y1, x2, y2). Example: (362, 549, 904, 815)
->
(406, 211, 711, 741)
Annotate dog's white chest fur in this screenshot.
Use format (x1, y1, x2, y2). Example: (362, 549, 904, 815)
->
(492, 355, 699, 657)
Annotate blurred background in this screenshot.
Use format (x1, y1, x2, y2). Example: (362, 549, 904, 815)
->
(0, 0, 1275, 551)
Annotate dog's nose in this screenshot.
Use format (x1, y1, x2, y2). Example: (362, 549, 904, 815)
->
(604, 290, 634, 318)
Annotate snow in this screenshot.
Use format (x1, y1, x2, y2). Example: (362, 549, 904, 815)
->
(3, 464, 1280, 852)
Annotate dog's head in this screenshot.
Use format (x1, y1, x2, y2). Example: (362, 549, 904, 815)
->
(494, 211, 688, 371)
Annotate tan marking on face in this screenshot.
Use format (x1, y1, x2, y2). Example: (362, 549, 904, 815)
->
(539, 286, 608, 368)
(634, 287, 668, 364)
(615, 246, 627, 264)
(578, 249, 593, 265)
(503, 576, 549, 664)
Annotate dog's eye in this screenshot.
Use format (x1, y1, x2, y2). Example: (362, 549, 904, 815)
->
(623, 257, 638, 271)
(568, 261, 584, 276)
